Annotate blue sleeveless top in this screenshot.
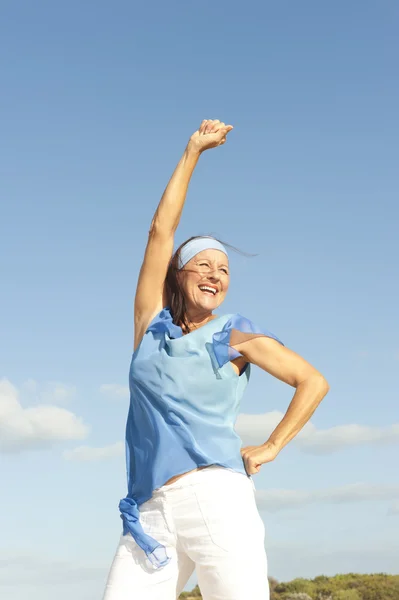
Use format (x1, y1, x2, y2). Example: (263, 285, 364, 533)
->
(119, 307, 283, 568)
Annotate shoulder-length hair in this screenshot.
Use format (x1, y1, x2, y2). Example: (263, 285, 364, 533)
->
(165, 235, 228, 334)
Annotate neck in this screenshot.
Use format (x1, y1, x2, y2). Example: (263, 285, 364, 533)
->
(183, 309, 215, 332)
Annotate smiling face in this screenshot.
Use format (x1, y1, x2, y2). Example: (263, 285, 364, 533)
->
(177, 249, 230, 318)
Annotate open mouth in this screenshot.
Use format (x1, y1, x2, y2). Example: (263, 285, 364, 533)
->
(198, 285, 218, 296)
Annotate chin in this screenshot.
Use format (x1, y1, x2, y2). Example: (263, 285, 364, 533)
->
(188, 291, 226, 312)
(200, 297, 224, 310)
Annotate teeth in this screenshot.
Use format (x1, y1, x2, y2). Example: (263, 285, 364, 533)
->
(199, 286, 217, 295)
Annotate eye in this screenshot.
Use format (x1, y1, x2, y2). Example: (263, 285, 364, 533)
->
(220, 268, 229, 274)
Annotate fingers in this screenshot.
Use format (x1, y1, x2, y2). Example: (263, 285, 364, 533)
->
(215, 125, 233, 147)
(244, 458, 260, 475)
(199, 119, 234, 135)
(205, 119, 220, 134)
(210, 120, 223, 133)
(245, 461, 260, 475)
(199, 119, 215, 135)
(199, 119, 208, 135)
(241, 446, 262, 475)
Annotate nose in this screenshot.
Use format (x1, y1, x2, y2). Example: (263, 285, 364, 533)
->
(207, 268, 220, 281)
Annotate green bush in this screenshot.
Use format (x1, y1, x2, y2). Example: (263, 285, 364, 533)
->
(334, 590, 361, 600)
(179, 573, 399, 600)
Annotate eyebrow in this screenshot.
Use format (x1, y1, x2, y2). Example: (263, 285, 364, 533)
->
(195, 258, 229, 269)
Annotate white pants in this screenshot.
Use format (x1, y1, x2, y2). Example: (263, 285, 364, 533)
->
(103, 466, 269, 600)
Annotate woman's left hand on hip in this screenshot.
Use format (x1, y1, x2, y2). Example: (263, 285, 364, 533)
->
(240, 442, 279, 475)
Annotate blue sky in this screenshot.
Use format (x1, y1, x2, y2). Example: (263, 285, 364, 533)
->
(1, 1, 398, 598)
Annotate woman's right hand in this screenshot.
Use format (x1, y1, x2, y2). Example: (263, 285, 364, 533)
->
(188, 119, 234, 154)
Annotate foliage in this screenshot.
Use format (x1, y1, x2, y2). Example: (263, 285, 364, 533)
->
(179, 584, 202, 598)
(179, 573, 399, 600)
(283, 594, 313, 600)
(274, 577, 316, 598)
(334, 591, 361, 600)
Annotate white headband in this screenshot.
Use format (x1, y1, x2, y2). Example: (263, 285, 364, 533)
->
(178, 237, 228, 269)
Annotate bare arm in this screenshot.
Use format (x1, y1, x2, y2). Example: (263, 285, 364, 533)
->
(234, 336, 329, 473)
(134, 119, 234, 350)
(134, 145, 200, 347)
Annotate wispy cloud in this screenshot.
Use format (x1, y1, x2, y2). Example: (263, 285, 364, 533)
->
(297, 422, 399, 453)
(0, 379, 88, 453)
(63, 441, 124, 461)
(256, 483, 399, 512)
(63, 409, 399, 463)
(99, 384, 129, 399)
(235, 412, 399, 454)
(22, 379, 76, 404)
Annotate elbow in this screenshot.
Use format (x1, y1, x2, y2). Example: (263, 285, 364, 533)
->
(322, 378, 330, 395)
(300, 373, 329, 396)
(314, 373, 330, 396)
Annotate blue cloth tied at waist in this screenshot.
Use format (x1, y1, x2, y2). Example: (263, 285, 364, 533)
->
(118, 497, 171, 569)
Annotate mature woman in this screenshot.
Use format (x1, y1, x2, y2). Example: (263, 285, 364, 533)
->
(103, 119, 329, 600)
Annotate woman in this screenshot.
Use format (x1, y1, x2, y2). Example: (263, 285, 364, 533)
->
(103, 119, 329, 600)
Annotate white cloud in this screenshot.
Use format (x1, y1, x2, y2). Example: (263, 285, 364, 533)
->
(297, 422, 399, 454)
(235, 411, 285, 445)
(63, 441, 124, 461)
(43, 382, 76, 403)
(0, 379, 88, 453)
(99, 384, 129, 399)
(22, 379, 38, 394)
(60, 409, 399, 464)
(235, 412, 399, 454)
(256, 483, 399, 512)
(21, 379, 76, 404)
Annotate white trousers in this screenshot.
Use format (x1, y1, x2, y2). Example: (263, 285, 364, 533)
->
(103, 466, 269, 600)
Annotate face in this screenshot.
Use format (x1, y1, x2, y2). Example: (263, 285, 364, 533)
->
(177, 249, 230, 316)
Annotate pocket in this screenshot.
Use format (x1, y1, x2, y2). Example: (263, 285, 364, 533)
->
(139, 498, 171, 543)
(138, 510, 153, 536)
(193, 486, 231, 552)
(116, 533, 175, 581)
(193, 471, 258, 553)
(119, 502, 174, 579)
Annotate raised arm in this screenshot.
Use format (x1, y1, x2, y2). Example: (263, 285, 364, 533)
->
(134, 119, 233, 350)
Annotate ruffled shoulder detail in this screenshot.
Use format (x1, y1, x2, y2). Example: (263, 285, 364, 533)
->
(212, 313, 284, 369)
(146, 307, 183, 340)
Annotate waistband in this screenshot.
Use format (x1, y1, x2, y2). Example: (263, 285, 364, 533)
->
(153, 465, 253, 495)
